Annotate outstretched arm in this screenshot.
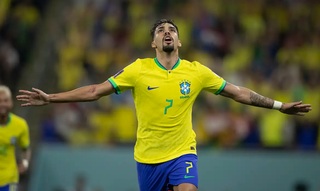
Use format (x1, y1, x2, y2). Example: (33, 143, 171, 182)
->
(219, 82, 312, 116)
(16, 80, 115, 106)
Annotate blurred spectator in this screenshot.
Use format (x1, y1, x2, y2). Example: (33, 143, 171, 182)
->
(41, 110, 66, 143)
(0, 0, 11, 27)
(295, 120, 318, 150)
(53, 103, 92, 146)
(0, 39, 19, 87)
(0, 0, 46, 91)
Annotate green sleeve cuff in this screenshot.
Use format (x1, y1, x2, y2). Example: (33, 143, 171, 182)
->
(214, 80, 227, 95)
(108, 78, 121, 95)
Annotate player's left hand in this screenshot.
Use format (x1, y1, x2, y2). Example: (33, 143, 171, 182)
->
(280, 101, 312, 116)
(18, 160, 29, 174)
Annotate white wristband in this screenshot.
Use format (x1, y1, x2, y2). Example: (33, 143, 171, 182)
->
(22, 159, 29, 169)
(273, 101, 283, 110)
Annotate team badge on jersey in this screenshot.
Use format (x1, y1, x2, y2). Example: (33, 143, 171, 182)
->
(10, 137, 17, 145)
(179, 80, 191, 99)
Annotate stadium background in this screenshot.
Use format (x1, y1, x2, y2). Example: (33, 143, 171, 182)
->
(0, 0, 319, 190)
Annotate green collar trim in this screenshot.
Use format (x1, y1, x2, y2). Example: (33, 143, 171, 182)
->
(172, 58, 181, 70)
(7, 114, 11, 125)
(154, 58, 181, 70)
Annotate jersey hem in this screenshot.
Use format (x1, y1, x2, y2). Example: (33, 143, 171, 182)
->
(108, 78, 121, 94)
(134, 150, 197, 164)
(0, 181, 19, 187)
(214, 80, 227, 95)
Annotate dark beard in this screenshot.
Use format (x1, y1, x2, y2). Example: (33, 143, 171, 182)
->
(163, 45, 174, 52)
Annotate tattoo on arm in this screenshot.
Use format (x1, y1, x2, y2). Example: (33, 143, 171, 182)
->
(249, 92, 273, 109)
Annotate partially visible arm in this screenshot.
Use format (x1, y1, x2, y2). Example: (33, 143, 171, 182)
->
(17, 80, 115, 106)
(219, 82, 312, 116)
(21, 148, 31, 161)
(18, 148, 31, 174)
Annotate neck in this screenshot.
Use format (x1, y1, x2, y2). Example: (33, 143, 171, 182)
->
(156, 50, 179, 70)
(0, 114, 9, 126)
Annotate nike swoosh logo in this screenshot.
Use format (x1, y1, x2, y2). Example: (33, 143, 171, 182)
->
(147, 86, 159, 90)
(184, 175, 195, 178)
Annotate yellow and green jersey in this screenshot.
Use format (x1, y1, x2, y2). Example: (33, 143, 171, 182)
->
(0, 113, 30, 186)
(108, 58, 226, 164)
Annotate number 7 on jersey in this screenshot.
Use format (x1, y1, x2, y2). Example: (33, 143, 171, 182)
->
(164, 99, 173, 114)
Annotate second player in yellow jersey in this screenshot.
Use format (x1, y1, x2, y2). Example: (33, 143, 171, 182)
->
(0, 85, 31, 191)
(0, 114, 30, 186)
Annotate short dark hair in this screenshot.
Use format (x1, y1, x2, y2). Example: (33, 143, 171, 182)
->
(150, 19, 179, 40)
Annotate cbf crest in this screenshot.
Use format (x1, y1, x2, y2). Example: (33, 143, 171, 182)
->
(179, 80, 191, 99)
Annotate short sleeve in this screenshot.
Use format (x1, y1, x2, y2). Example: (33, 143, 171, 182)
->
(19, 120, 30, 149)
(108, 59, 141, 94)
(197, 62, 226, 95)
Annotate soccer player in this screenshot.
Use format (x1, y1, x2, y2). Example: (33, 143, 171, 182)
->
(0, 85, 31, 191)
(16, 19, 312, 191)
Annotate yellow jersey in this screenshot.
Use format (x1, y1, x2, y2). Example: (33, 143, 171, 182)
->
(108, 58, 225, 163)
(0, 113, 30, 186)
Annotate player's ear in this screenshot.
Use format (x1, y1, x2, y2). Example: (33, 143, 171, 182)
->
(151, 41, 157, 48)
(178, 40, 182, 47)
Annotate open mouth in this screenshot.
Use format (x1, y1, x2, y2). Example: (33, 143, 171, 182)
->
(163, 36, 173, 44)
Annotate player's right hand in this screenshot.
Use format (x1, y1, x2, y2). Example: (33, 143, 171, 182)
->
(16, 88, 50, 107)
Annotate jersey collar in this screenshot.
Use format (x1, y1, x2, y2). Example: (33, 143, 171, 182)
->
(154, 58, 181, 70)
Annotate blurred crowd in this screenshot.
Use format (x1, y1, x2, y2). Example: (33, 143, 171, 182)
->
(23, 0, 319, 150)
(0, 0, 47, 91)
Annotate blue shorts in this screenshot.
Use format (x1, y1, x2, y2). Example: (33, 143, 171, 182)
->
(0, 184, 18, 191)
(137, 154, 198, 191)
